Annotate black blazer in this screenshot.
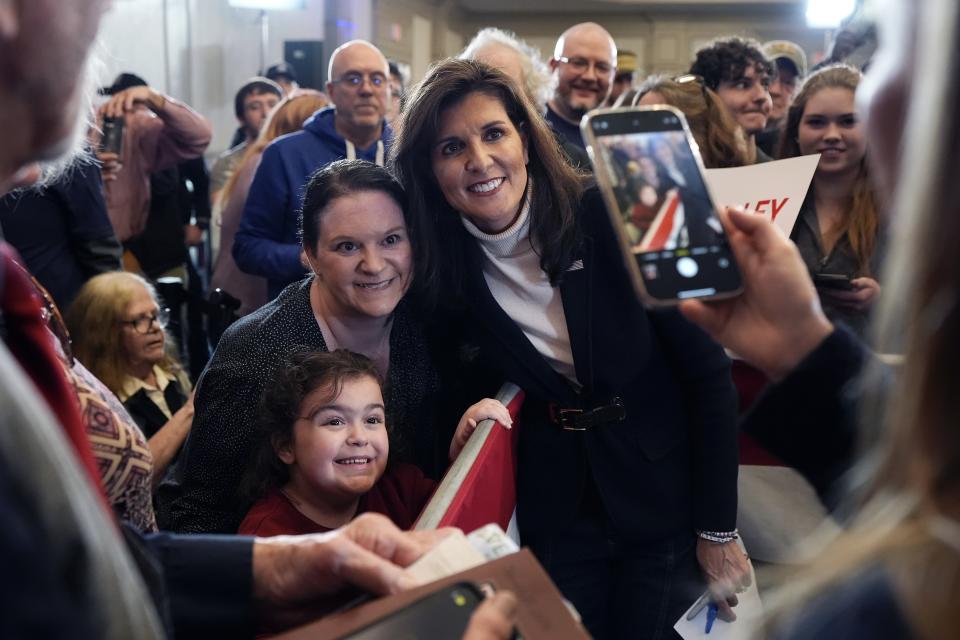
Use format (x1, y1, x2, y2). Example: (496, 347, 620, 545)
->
(455, 188, 739, 542)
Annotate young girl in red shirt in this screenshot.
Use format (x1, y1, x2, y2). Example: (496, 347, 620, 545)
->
(239, 349, 509, 536)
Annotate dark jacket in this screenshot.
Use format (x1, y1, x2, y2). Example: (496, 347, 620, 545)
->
(156, 277, 441, 533)
(233, 108, 393, 297)
(0, 161, 121, 308)
(741, 326, 871, 503)
(771, 564, 913, 640)
(454, 187, 739, 541)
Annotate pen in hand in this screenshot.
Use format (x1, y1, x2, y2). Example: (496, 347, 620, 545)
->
(705, 603, 719, 634)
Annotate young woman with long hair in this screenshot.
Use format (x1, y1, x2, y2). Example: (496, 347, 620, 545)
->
(780, 64, 882, 337)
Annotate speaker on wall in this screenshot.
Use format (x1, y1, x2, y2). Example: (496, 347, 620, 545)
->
(283, 40, 324, 89)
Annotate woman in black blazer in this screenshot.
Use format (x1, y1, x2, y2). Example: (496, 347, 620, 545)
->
(392, 58, 749, 639)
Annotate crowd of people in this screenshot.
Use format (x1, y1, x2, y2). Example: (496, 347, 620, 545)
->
(2, 0, 958, 638)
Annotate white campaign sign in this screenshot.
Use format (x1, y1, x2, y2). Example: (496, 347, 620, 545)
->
(704, 154, 821, 236)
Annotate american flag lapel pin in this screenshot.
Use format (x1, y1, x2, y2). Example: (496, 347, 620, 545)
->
(566, 259, 584, 272)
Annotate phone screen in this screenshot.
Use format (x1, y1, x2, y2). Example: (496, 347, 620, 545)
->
(585, 108, 742, 304)
(100, 116, 124, 155)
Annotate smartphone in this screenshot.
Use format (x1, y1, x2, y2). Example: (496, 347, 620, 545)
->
(100, 116, 124, 155)
(813, 273, 854, 291)
(339, 582, 485, 640)
(582, 106, 743, 306)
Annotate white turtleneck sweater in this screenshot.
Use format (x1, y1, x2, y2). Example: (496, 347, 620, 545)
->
(460, 195, 580, 387)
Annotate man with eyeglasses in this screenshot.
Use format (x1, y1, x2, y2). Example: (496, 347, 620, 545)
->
(234, 40, 393, 298)
(689, 37, 775, 163)
(546, 22, 618, 152)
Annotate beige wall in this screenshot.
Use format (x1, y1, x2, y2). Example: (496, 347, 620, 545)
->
(461, 11, 826, 77)
(373, 0, 468, 83)
(99, 0, 327, 156)
(94, 1, 827, 154)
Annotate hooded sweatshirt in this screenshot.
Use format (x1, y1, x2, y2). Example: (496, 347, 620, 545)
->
(233, 107, 392, 298)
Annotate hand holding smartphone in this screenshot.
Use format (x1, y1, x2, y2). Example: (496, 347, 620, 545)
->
(582, 106, 743, 306)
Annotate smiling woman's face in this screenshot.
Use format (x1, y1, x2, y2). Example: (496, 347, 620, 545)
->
(308, 190, 412, 320)
(798, 87, 866, 176)
(431, 91, 529, 234)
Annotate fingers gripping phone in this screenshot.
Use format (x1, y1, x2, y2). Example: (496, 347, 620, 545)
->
(582, 106, 743, 305)
(339, 582, 485, 640)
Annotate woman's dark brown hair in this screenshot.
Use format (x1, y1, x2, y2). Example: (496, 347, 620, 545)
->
(390, 58, 583, 309)
(241, 348, 385, 501)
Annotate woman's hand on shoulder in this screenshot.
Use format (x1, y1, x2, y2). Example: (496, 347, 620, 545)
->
(449, 399, 512, 461)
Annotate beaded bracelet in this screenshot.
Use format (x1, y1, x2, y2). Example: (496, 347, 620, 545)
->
(697, 529, 739, 544)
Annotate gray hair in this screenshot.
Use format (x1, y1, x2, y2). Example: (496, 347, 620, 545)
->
(460, 27, 555, 112)
(26, 42, 105, 191)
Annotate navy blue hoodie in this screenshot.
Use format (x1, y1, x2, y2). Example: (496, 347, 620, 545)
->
(233, 107, 392, 298)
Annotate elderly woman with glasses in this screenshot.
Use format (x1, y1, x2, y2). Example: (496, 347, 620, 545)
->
(67, 271, 194, 479)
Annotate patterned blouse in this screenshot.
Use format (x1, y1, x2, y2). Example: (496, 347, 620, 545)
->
(56, 344, 157, 532)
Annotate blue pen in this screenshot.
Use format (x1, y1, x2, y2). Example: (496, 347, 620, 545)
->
(705, 603, 718, 634)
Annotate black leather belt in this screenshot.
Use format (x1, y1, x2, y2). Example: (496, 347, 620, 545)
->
(548, 397, 625, 431)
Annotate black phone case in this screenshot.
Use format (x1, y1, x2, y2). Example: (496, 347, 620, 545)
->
(338, 581, 484, 640)
(814, 274, 854, 290)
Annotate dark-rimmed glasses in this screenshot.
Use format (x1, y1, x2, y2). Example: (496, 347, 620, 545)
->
(122, 308, 169, 334)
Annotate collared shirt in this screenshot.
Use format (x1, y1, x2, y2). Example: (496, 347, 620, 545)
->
(119, 365, 189, 420)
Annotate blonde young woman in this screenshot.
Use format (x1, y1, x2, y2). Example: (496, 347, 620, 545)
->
(780, 64, 882, 337)
(210, 92, 329, 315)
(67, 271, 193, 480)
(678, 0, 960, 636)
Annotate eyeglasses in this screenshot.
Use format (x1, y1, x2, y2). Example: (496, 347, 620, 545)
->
(331, 72, 387, 89)
(122, 308, 169, 334)
(556, 56, 614, 76)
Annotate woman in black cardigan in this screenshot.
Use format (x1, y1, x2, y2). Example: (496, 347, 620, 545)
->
(392, 59, 749, 639)
(157, 160, 447, 534)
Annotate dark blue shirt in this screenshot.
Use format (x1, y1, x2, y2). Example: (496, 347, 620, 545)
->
(0, 162, 120, 308)
(545, 103, 585, 150)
